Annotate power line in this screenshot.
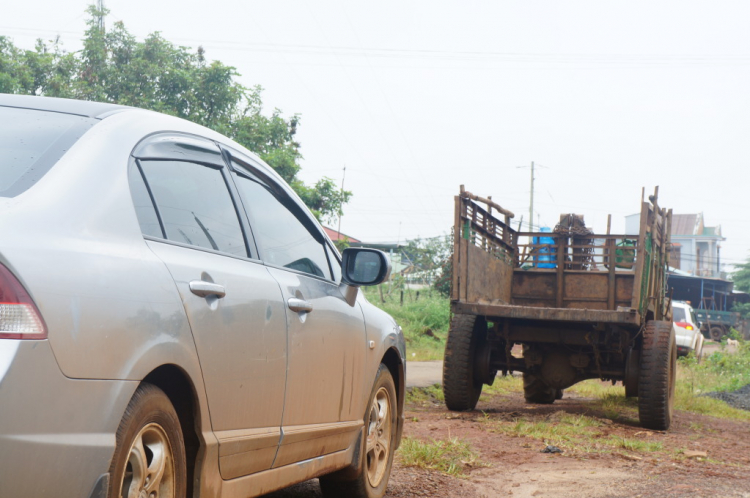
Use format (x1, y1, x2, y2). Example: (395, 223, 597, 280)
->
(6, 25, 750, 67)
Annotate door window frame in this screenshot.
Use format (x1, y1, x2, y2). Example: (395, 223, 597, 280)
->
(222, 146, 341, 283)
(127, 132, 261, 261)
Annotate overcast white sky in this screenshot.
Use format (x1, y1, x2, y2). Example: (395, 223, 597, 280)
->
(4, 1, 750, 270)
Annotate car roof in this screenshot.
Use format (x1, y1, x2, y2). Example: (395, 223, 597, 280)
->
(0, 94, 130, 119)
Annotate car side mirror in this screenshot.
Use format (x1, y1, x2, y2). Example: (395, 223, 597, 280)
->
(341, 248, 391, 286)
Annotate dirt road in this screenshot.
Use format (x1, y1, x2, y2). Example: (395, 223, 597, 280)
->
(265, 385, 750, 498)
(265, 342, 749, 498)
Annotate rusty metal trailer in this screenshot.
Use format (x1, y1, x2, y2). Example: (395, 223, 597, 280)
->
(443, 186, 677, 430)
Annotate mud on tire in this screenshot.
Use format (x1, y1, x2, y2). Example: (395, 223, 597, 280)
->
(638, 320, 676, 431)
(443, 314, 487, 411)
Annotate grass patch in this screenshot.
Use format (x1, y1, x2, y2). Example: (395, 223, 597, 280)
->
(363, 287, 449, 361)
(566, 381, 638, 421)
(406, 384, 444, 405)
(485, 410, 666, 456)
(398, 436, 485, 476)
(490, 411, 604, 448)
(565, 353, 750, 422)
(481, 373, 524, 397)
(607, 436, 662, 452)
(676, 340, 750, 421)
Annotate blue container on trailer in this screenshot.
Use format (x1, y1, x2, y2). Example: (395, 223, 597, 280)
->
(533, 227, 556, 268)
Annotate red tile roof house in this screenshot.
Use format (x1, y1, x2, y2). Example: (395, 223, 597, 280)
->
(323, 227, 361, 243)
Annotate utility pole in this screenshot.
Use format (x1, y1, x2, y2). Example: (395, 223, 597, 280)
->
(517, 161, 540, 231)
(529, 161, 535, 231)
(516, 161, 534, 232)
(97, 0, 106, 31)
(337, 165, 346, 238)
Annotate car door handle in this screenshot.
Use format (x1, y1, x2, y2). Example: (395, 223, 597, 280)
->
(287, 298, 313, 313)
(189, 281, 226, 298)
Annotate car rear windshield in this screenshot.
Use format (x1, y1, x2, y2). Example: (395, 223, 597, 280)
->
(673, 307, 686, 322)
(0, 106, 96, 197)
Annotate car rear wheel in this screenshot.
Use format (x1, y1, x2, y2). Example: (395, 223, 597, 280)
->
(108, 384, 186, 498)
(320, 364, 397, 498)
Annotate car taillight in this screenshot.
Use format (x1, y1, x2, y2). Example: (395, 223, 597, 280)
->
(0, 263, 46, 339)
(675, 321, 693, 331)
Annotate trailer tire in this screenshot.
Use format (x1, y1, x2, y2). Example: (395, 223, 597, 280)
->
(523, 373, 556, 404)
(638, 320, 676, 431)
(443, 314, 486, 411)
(709, 326, 724, 341)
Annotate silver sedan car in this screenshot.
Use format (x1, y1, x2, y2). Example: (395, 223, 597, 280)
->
(0, 94, 405, 498)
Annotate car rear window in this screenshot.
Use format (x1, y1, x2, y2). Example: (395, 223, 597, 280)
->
(0, 106, 96, 197)
(673, 307, 686, 322)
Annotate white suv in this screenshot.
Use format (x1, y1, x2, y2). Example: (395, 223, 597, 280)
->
(672, 301, 704, 360)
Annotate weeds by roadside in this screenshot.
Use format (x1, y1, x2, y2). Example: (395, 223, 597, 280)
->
(363, 287, 449, 360)
(406, 384, 445, 406)
(398, 436, 486, 476)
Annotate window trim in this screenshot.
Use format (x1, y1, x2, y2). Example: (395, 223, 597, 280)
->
(143, 235, 267, 266)
(128, 144, 258, 259)
(222, 148, 339, 282)
(132, 160, 167, 239)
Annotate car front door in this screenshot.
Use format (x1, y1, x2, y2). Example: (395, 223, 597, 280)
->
(129, 134, 287, 479)
(226, 152, 367, 467)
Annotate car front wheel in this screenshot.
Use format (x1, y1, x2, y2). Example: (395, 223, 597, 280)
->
(108, 383, 186, 498)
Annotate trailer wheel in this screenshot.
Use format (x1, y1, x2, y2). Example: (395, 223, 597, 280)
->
(523, 373, 556, 404)
(638, 320, 676, 431)
(709, 326, 724, 341)
(443, 314, 486, 411)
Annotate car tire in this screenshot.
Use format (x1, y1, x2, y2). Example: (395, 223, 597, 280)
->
(638, 320, 676, 431)
(523, 373, 557, 404)
(443, 314, 486, 411)
(108, 383, 186, 498)
(319, 364, 397, 498)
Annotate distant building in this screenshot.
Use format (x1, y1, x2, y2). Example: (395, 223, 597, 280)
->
(625, 212, 725, 278)
(323, 227, 361, 244)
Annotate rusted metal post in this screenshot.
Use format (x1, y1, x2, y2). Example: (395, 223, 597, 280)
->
(556, 236, 566, 308)
(452, 195, 461, 301)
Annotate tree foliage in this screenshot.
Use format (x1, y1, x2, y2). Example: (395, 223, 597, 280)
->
(398, 235, 452, 293)
(733, 257, 750, 294)
(0, 6, 350, 221)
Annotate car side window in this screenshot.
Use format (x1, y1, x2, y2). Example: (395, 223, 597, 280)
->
(139, 160, 247, 257)
(231, 164, 331, 280)
(128, 163, 164, 238)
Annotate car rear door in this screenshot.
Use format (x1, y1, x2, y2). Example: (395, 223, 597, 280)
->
(225, 151, 368, 467)
(129, 134, 287, 478)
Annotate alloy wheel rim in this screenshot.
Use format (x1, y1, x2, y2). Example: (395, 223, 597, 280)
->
(365, 386, 392, 488)
(120, 423, 175, 498)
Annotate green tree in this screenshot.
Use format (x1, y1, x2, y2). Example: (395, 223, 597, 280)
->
(733, 257, 750, 293)
(400, 235, 451, 288)
(0, 6, 351, 222)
